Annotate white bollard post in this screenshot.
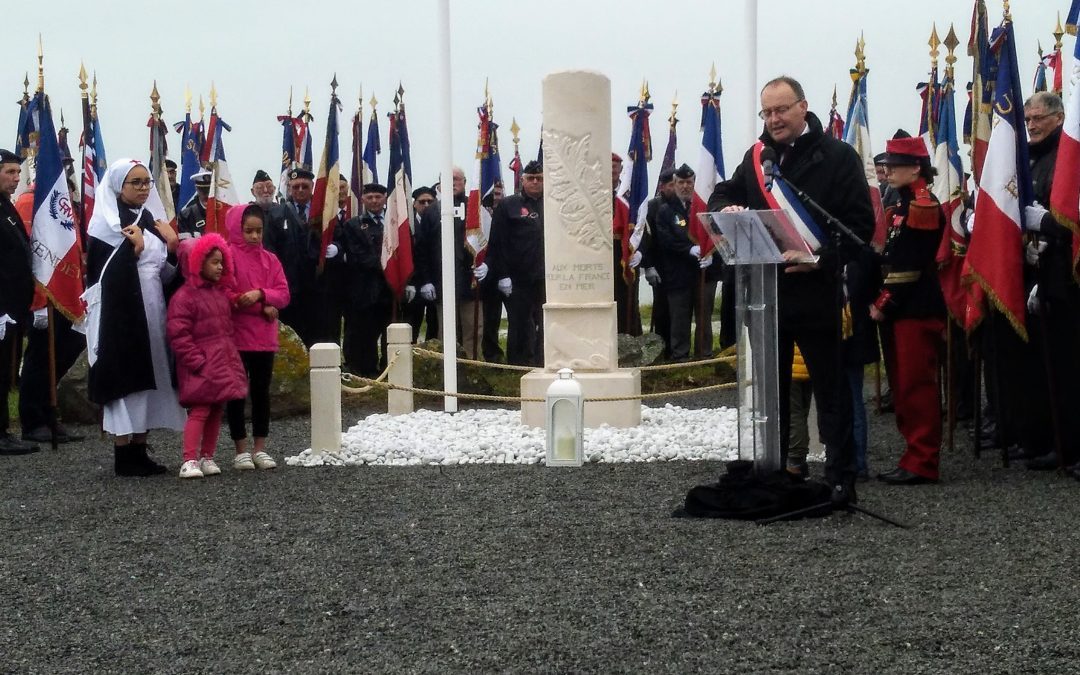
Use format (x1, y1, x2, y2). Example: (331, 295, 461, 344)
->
(386, 323, 414, 415)
(309, 343, 342, 456)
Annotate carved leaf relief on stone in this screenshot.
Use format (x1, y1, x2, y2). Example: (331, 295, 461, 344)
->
(542, 128, 612, 252)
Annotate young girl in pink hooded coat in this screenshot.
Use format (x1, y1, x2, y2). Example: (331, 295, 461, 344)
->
(166, 233, 248, 479)
(222, 203, 290, 470)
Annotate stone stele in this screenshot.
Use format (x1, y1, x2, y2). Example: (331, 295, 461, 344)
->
(520, 70, 641, 429)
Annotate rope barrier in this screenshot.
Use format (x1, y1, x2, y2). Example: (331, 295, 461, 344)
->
(411, 346, 736, 372)
(341, 374, 736, 403)
(340, 350, 399, 394)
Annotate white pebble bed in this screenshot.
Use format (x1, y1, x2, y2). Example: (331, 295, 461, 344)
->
(286, 404, 740, 467)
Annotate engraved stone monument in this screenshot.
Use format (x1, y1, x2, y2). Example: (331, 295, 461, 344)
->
(520, 71, 641, 428)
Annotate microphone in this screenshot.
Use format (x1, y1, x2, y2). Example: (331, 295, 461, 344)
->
(760, 146, 777, 192)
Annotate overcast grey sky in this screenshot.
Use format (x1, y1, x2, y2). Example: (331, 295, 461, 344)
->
(1, 0, 1069, 194)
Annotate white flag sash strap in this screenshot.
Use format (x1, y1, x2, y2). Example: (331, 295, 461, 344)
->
(751, 142, 824, 251)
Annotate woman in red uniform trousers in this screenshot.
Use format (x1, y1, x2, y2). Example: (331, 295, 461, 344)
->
(870, 134, 946, 485)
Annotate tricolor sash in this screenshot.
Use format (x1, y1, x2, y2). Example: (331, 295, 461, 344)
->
(751, 142, 825, 251)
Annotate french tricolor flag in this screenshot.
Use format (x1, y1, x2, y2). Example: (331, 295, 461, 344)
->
(688, 89, 724, 256)
(201, 108, 238, 236)
(963, 19, 1031, 339)
(30, 92, 84, 321)
(1050, 0, 1080, 274)
(311, 86, 342, 271)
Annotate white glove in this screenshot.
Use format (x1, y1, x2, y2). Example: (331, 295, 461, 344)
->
(1024, 240, 1047, 266)
(643, 267, 662, 286)
(1025, 203, 1049, 232)
(699, 254, 714, 269)
(498, 277, 513, 297)
(404, 285, 416, 303)
(1027, 284, 1040, 314)
(629, 250, 642, 269)
(964, 210, 976, 235)
(689, 245, 701, 259)
(0, 314, 14, 341)
(473, 262, 489, 281)
(325, 243, 340, 259)
(33, 308, 48, 330)
(420, 283, 436, 302)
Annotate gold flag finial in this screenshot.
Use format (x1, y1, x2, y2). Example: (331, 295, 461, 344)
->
(22, 72, 30, 103)
(369, 93, 378, 120)
(397, 81, 405, 100)
(184, 85, 192, 113)
(36, 34, 45, 92)
(287, 85, 293, 117)
(209, 82, 218, 109)
(78, 62, 88, 98)
(303, 86, 311, 111)
(669, 91, 679, 126)
(855, 33, 867, 75)
(831, 84, 838, 109)
(198, 95, 205, 119)
(90, 72, 98, 111)
(1003, 0, 1011, 22)
(510, 117, 521, 143)
(929, 23, 941, 69)
(1037, 40, 1045, 59)
(150, 81, 162, 116)
(944, 23, 960, 70)
(1054, 11, 1066, 50)
(708, 62, 717, 92)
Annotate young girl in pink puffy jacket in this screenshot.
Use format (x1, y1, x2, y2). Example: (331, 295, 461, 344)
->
(222, 203, 290, 471)
(166, 233, 248, 479)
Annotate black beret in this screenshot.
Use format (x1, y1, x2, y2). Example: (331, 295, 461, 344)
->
(657, 168, 675, 184)
(363, 182, 388, 195)
(412, 186, 436, 200)
(253, 169, 274, 185)
(673, 163, 695, 179)
(289, 167, 315, 181)
(0, 148, 20, 165)
(164, 159, 178, 170)
(873, 152, 887, 165)
(522, 160, 543, 175)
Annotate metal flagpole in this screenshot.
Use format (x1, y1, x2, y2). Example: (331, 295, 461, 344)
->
(745, 0, 758, 146)
(438, 0, 458, 412)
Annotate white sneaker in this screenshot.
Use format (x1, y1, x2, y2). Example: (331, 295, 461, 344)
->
(252, 452, 277, 470)
(199, 457, 221, 476)
(233, 452, 256, 471)
(179, 460, 204, 479)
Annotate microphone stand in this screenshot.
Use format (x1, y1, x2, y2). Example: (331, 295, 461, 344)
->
(756, 168, 905, 529)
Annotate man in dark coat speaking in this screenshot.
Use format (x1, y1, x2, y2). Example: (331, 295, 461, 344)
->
(707, 76, 875, 503)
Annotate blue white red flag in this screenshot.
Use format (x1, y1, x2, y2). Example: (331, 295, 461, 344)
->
(147, 108, 175, 225)
(963, 18, 1031, 338)
(659, 113, 678, 179)
(277, 112, 299, 198)
(932, 69, 970, 323)
(30, 92, 84, 320)
(465, 102, 502, 266)
(689, 87, 724, 256)
(843, 68, 887, 248)
(349, 109, 365, 217)
(968, 0, 996, 186)
(363, 109, 381, 185)
(1050, 0, 1080, 274)
(174, 112, 203, 209)
(14, 94, 37, 198)
(622, 96, 653, 279)
(201, 108, 238, 236)
(381, 101, 414, 299)
(310, 88, 342, 271)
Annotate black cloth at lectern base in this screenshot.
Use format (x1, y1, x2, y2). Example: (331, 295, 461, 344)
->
(673, 461, 833, 520)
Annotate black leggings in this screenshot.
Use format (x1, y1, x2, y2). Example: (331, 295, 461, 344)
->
(227, 351, 275, 440)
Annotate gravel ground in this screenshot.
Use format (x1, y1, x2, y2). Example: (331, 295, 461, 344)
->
(2, 386, 1080, 674)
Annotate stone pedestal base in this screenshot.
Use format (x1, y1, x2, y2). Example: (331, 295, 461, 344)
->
(520, 369, 641, 429)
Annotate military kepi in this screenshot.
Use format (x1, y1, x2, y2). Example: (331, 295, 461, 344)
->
(289, 167, 315, 181)
(880, 137, 929, 166)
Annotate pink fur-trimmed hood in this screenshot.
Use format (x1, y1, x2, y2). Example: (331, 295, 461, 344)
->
(180, 232, 233, 286)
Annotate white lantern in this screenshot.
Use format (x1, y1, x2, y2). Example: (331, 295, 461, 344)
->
(546, 368, 584, 467)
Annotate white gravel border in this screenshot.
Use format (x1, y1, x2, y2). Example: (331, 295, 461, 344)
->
(287, 404, 741, 467)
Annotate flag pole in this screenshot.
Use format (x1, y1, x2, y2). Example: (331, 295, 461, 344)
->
(39, 39, 60, 452)
(745, 0, 758, 147)
(437, 0, 458, 412)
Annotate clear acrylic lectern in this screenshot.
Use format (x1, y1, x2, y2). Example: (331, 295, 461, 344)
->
(701, 209, 812, 475)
